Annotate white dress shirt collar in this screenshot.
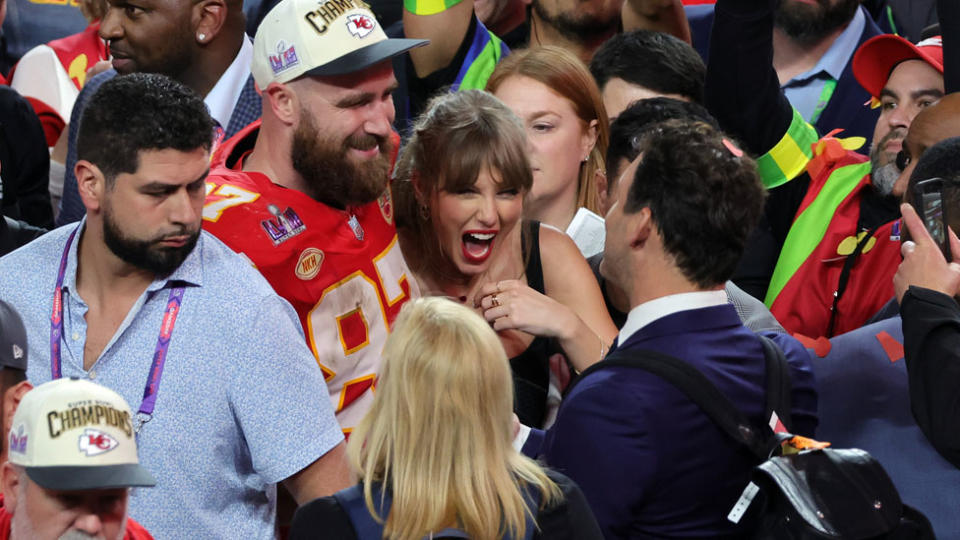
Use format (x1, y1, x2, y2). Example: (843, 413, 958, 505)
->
(618, 290, 729, 346)
(204, 36, 253, 129)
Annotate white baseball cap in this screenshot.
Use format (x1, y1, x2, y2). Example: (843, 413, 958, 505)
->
(8, 378, 156, 490)
(252, 0, 428, 88)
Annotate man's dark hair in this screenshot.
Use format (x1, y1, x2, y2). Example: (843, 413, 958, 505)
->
(77, 73, 215, 185)
(589, 30, 706, 105)
(606, 98, 718, 184)
(908, 136, 960, 231)
(625, 120, 765, 288)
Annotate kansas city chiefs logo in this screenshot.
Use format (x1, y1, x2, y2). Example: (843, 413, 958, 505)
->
(78, 428, 119, 456)
(346, 13, 376, 38)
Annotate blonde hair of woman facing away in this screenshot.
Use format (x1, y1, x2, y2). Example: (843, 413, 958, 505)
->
(487, 46, 609, 231)
(349, 297, 562, 540)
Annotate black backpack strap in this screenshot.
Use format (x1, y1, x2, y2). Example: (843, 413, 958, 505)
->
(827, 225, 880, 337)
(758, 335, 792, 434)
(589, 348, 771, 460)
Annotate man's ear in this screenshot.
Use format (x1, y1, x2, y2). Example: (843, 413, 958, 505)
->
(75, 160, 106, 213)
(2, 462, 20, 512)
(192, 0, 227, 45)
(3, 381, 30, 443)
(264, 82, 299, 126)
(627, 206, 653, 250)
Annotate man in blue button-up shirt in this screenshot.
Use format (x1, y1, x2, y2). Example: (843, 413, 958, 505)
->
(0, 73, 348, 539)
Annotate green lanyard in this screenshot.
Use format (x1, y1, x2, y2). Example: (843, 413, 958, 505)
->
(810, 78, 838, 125)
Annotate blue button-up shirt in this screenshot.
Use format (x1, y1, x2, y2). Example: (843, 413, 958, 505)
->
(0, 222, 343, 539)
(783, 7, 866, 122)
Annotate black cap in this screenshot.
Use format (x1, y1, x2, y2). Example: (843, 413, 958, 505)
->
(0, 300, 27, 372)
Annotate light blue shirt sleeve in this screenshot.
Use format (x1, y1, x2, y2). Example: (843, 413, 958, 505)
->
(230, 294, 344, 483)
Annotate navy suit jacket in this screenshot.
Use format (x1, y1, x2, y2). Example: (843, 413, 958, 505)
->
(689, 4, 882, 149)
(57, 70, 262, 225)
(532, 304, 818, 539)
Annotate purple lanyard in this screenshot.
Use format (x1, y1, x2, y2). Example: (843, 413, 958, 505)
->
(50, 226, 185, 433)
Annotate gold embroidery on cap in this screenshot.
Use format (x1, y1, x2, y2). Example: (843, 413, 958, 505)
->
(304, 0, 366, 34)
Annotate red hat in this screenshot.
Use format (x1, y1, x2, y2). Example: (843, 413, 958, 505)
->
(852, 35, 943, 98)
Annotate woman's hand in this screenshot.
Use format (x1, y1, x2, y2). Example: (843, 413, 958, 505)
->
(476, 279, 578, 339)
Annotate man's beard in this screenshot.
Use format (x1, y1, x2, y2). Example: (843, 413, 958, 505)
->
(531, 0, 620, 43)
(870, 128, 907, 197)
(103, 202, 199, 276)
(290, 111, 392, 209)
(775, 0, 860, 45)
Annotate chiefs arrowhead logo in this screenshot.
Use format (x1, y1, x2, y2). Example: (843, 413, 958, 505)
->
(346, 13, 376, 38)
(78, 428, 119, 457)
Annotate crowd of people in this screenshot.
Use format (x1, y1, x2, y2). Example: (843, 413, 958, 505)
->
(0, 0, 958, 537)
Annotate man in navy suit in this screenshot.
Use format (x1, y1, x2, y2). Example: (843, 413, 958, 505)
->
(57, 0, 262, 225)
(538, 120, 819, 538)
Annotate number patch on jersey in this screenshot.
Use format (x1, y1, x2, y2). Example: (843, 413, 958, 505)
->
(203, 183, 260, 222)
(305, 240, 410, 389)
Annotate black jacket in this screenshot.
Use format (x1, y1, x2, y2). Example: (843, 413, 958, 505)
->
(0, 215, 45, 256)
(0, 85, 51, 228)
(900, 286, 960, 469)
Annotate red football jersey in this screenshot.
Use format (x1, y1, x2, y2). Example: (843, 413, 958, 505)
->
(203, 122, 417, 432)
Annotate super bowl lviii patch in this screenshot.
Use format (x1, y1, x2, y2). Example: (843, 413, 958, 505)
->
(261, 204, 306, 245)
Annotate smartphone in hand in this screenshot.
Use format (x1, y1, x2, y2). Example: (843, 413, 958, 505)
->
(912, 177, 952, 261)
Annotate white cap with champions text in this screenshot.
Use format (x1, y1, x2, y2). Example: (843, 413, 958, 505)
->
(8, 378, 156, 491)
(251, 0, 428, 88)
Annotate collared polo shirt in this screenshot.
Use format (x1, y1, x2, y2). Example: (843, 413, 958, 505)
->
(782, 7, 866, 122)
(0, 222, 343, 539)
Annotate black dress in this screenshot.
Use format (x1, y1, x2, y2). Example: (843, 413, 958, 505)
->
(509, 221, 558, 428)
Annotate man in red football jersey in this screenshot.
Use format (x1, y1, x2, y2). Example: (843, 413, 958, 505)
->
(203, 0, 425, 432)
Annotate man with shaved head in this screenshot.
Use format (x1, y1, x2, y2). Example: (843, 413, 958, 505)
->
(890, 94, 960, 198)
(56, 0, 261, 225)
